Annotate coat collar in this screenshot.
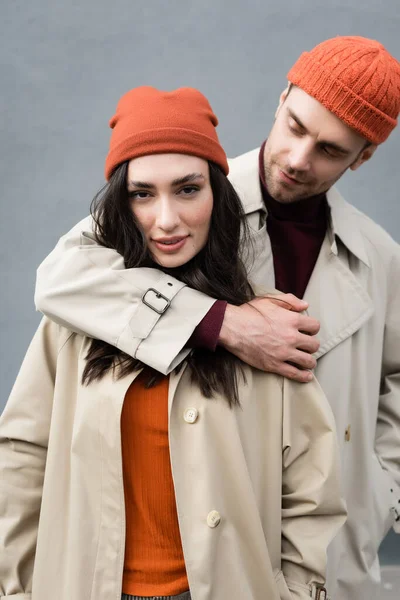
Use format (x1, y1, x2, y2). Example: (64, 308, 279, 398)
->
(228, 148, 370, 268)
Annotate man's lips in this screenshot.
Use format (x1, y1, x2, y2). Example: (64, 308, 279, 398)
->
(278, 168, 304, 185)
(152, 236, 189, 252)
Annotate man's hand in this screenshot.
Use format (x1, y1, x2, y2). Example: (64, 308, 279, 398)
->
(218, 294, 320, 383)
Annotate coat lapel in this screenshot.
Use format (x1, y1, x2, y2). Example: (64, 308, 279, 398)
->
(304, 234, 374, 359)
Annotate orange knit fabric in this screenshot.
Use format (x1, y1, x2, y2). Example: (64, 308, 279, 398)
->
(105, 86, 229, 179)
(287, 36, 400, 144)
(121, 372, 189, 596)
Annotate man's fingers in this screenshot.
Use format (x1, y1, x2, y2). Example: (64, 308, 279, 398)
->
(278, 363, 314, 383)
(288, 350, 317, 371)
(250, 297, 320, 337)
(220, 300, 320, 379)
(263, 297, 295, 311)
(264, 293, 308, 313)
(296, 331, 320, 354)
(297, 313, 320, 336)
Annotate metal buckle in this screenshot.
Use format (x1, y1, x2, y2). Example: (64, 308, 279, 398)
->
(314, 584, 327, 600)
(142, 288, 171, 315)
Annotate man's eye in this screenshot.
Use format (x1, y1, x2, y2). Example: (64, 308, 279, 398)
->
(288, 119, 302, 135)
(321, 147, 339, 158)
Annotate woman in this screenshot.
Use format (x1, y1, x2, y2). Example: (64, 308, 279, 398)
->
(0, 86, 345, 600)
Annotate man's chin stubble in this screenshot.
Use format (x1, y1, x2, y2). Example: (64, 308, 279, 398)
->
(269, 181, 311, 204)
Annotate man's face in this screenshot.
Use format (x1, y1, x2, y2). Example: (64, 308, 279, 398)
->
(263, 86, 376, 203)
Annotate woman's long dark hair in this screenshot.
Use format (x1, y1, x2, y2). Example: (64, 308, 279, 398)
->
(82, 160, 255, 406)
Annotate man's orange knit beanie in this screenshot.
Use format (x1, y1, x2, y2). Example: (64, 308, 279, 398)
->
(287, 36, 400, 144)
(105, 86, 229, 180)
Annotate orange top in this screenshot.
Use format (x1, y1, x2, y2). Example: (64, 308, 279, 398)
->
(121, 372, 189, 596)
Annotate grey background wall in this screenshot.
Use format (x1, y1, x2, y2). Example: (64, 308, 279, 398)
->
(1, 1, 399, 562)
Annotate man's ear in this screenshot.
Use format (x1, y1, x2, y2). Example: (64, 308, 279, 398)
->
(275, 86, 290, 118)
(350, 144, 377, 171)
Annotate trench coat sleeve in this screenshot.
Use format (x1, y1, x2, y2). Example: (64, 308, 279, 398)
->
(281, 377, 346, 600)
(0, 318, 64, 599)
(375, 251, 400, 534)
(34, 217, 216, 374)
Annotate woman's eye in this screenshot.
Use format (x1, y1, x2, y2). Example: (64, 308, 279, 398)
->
(179, 186, 199, 196)
(128, 191, 151, 200)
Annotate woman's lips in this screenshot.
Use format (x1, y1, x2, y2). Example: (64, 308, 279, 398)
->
(152, 236, 189, 253)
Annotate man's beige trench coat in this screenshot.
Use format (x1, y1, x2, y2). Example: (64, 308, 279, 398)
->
(34, 148, 400, 599)
(0, 316, 345, 600)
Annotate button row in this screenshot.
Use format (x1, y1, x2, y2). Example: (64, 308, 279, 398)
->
(184, 407, 198, 424)
(182, 410, 220, 528)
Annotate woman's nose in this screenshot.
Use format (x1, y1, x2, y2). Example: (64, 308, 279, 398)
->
(156, 198, 180, 231)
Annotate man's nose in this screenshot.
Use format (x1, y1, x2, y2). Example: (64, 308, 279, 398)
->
(288, 140, 312, 173)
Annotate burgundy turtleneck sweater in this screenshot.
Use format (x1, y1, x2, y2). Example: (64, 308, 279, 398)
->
(187, 142, 329, 350)
(258, 141, 328, 298)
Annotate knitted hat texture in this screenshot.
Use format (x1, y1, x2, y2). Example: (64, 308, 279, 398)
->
(105, 86, 228, 179)
(287, 36, 400, 144)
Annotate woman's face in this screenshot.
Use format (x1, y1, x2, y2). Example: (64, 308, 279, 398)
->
(127, 153, 214, 268)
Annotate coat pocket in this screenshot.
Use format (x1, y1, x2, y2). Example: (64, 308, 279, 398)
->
(273, 570, 294, 600)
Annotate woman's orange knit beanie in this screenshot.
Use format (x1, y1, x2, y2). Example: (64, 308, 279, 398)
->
(105, 86, 229, 180)
(287, 36, 400, 144)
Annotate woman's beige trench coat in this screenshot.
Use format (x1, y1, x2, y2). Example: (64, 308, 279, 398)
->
(0, 317, 345, 600)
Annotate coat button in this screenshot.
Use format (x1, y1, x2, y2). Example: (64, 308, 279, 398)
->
(207, 510, 221, 528)
(184, 408, 198, 424)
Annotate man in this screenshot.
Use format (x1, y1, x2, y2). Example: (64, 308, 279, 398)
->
(35, 36, 400, 598)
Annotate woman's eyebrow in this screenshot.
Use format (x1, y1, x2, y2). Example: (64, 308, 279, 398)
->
(128, 180, 155, 189)
(171, 173, 205, 186)
(128, 173, 205, 189)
